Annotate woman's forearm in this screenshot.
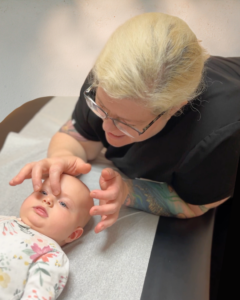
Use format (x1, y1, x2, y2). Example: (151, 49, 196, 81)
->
(47, 132, 88, 162)
(48, 120, 103, 161)
(123, 179, 209, 218)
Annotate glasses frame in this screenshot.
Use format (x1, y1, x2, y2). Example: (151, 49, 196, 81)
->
(84, 85, 165, 137)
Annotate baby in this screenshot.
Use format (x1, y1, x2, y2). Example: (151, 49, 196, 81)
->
(0, 174, 94, 300)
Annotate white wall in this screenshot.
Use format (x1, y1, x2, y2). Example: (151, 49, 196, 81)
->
(1, 0, 240, 122)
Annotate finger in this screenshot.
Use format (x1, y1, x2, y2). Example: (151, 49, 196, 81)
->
(31, 161, 50, 192)
(9, 163, 35, 186)
(90, 203, 117, 216)
(99, 168, 118, 190)
(101, 168, 116, 181)
(90, 189, 117, 201)
(68, 158, 91, 176)
(99, 200, 107, 206)
(78, 163, 91, 174)
(94, 213, 119, 233)
(48, 163, 65, 195)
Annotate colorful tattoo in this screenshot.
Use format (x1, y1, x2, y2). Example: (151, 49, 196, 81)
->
(198, 205, 209, 213)
(59, 119, 89, 142)
(124, 179, 196, 218)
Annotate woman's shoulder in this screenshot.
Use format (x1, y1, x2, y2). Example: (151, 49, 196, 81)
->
(189, 55, 240, 136)
(205, 55, 240, 78)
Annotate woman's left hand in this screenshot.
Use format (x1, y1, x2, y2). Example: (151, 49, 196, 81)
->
(89, 168, 129, 233)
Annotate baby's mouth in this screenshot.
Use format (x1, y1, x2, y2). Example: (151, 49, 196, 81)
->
(33, 206, 48, 217)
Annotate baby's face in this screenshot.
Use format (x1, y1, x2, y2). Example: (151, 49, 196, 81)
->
(20, 175, 93, 246)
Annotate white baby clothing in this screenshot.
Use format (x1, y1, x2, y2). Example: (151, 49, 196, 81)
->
(0, 216, 69, 300)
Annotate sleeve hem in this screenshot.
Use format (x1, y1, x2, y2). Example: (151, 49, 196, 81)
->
(181, 191, 233, 206)
(71, 114, 100, 142)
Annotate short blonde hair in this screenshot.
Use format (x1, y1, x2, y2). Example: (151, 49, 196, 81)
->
(90, 12, 209, 115)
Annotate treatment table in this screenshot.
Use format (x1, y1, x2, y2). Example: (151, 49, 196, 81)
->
(0, 96, 233, 300)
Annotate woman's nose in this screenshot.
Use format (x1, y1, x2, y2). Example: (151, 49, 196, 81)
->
(102, 118, 119, 132)
(42, 197, 54, 207)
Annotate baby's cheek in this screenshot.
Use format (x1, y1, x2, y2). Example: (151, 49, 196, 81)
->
(19, 199, 29, 215)
(55, 209, 72, 226)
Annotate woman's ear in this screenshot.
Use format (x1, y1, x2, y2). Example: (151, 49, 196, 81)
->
(64, 227, 84, 244)
(168, 101, 188, 118)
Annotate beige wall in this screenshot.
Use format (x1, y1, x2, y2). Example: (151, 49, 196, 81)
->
(1, 0, 240, 122)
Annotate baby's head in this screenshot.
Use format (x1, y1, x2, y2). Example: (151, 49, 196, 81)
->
(20, 174, 94, 246)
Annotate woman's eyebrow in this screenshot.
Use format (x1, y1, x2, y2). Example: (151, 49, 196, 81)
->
(96, 97, 135, 123)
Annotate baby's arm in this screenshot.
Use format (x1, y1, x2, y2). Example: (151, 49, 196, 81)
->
(20, 250, 69, 300)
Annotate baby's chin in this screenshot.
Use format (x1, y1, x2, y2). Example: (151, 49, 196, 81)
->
(20, 213, 46, 233)
(21, 217, 61, 243)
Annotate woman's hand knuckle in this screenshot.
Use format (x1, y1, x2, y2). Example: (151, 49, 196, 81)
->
(101, 208, 107, 214)
(26, 162, 34, 168)
(49, 164, 61, 173)
(111, 206, 117, 214)
(113, 191, 118, 199)
(112, 201, 118, 208)
(113, 215, 118, 223)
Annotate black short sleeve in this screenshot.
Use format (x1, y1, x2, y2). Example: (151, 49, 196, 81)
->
(70, 57, 240, 206)
(172, 123, 240, 205)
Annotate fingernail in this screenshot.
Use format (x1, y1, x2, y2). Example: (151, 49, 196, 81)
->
(54, 190, 60, 195)
(91, 192, 96, 197)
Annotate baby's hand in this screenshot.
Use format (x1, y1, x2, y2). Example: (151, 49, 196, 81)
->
(9, 156, 91, 195)
(89, 168, 129, 233)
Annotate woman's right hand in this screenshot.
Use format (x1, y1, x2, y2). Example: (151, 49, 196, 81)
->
(9, 156, 91, 195)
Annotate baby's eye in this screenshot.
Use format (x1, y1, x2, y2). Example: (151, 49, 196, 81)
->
(40, 190, 47, 195)
(59, 201, 68, 208)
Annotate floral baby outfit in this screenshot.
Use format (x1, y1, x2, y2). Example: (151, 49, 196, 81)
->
(0, 216, 69, 300)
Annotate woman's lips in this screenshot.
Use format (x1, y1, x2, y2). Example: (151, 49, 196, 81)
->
(33, 206, 48, 217)
(106, 132, 125, 139)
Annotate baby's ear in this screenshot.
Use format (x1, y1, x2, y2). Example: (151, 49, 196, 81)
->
(64, 227, 84, 244)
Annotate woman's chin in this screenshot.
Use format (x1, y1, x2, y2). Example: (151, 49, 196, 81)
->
(105, 132, 131, 147)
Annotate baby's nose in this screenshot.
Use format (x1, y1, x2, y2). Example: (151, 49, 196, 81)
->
(42, 197, 53, 207)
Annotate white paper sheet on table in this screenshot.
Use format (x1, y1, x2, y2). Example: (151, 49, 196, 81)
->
(0, 97, 159, 300)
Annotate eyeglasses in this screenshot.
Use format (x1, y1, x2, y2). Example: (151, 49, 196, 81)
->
(84, 85, 165, 138)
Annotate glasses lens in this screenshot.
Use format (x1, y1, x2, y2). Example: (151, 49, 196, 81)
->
(114, 120, 139, 138)
(84, 89, 139, 138)
(85, 97, 106, 119)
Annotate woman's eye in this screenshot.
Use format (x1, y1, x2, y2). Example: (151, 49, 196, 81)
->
(97, 102, 104, 109)
(120, 121, 136, 127)
(126, 123, 136, 127)
(40, 190, 47, 195)
(59, 201, 68, 208)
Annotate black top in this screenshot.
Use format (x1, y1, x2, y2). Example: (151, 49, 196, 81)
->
(72, 56, 240, 205)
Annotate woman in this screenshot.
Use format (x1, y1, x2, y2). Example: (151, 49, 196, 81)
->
(10, 12, 240, 234)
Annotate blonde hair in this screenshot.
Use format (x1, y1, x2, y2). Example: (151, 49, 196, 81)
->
(90, 12, 209, 115)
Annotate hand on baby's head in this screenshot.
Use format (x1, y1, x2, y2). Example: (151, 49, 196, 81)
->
(20, 174, 94, 246)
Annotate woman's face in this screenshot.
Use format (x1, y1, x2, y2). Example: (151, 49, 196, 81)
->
(96, 86, 185, 147)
